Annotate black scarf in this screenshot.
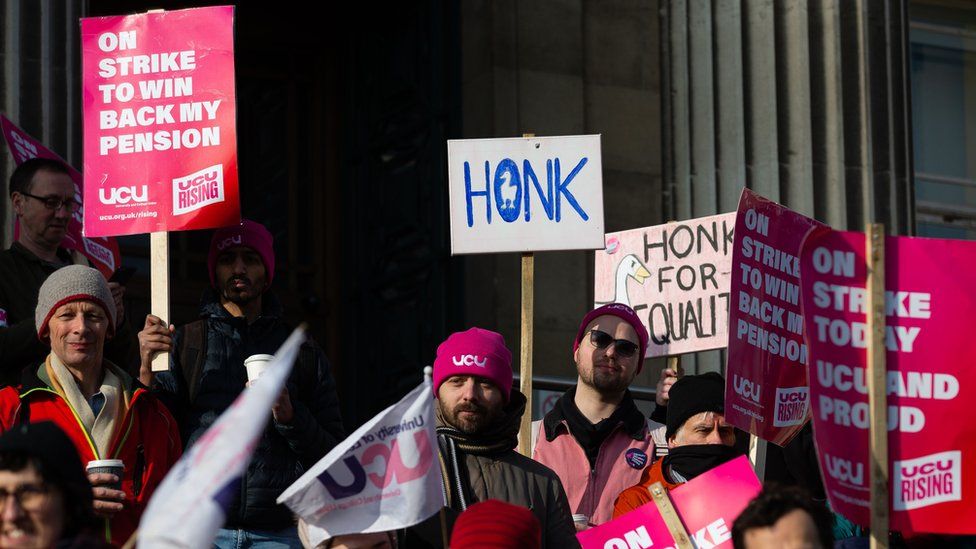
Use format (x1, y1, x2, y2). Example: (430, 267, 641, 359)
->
(662, 444, 742, 481)
(557, 388, 635, 469)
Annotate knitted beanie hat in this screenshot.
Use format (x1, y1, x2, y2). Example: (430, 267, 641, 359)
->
(207, 219, 275, 289)
(433, 328, 513, 402)
(666, 372, 726, 440)
(35, 265, 116, 340)
(573, 303, 649, 372)
(450, 499, 541, 549)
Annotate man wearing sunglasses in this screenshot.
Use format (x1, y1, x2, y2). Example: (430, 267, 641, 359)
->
(531, 303, 666, 527)
(0, 158, 134, 385)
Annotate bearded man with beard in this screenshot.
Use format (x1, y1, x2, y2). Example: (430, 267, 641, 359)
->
(136, 219, 344, 548)
(613, 371, 743, 517)
(418, 327, 577, 548)
(530, 304, 666, 528)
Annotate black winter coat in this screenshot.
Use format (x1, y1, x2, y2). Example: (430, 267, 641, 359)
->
(154, 289, 344, 530)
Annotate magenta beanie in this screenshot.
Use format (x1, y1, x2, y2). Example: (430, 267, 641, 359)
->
(573, 303, 649, 372)
(207, 219, 275, 289)
(433, 328, 513, 401)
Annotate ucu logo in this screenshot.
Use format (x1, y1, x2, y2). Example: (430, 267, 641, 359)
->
(825, 454, 865, 486)
(99, 185, 148, 205)
(217, 235, 242, 250)
(732, 374, 761, 403)
(317, 431, 434, 499)
(452, 354, 487, 367)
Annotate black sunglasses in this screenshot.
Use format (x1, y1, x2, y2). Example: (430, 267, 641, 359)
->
(587, 329, 640, 358)
(20, 191, 81, 213)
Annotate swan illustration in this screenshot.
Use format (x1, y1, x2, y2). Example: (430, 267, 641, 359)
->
(597, 253, 651, 307)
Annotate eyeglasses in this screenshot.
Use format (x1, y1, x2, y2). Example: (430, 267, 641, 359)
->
(0, 483, 50, 511)
(587, 329, 640, 358)
(19, 191, 81, 213)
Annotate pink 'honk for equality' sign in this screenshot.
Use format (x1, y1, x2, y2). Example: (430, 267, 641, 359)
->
(1, 115, 121, 278)
(578, 456, 760, 549)
(81, 6, 239, 237)
(800, 229, 976, 535)
(725, 189, 823, 446)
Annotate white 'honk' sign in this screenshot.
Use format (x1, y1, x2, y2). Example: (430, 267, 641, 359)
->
(447, 135, 605, 255)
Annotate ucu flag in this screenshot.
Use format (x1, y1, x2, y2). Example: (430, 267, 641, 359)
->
(317, 431, 434, 499)
(278, 382, 445, 544)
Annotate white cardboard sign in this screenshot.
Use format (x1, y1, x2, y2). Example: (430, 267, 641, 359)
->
(594, 213, 735, 357)
(447, 135, 605, 255)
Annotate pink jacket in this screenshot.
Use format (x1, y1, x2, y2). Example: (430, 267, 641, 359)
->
(531, 415, 666, 526)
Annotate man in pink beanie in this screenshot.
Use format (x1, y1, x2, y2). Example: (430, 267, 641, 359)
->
(530, 303, 667, 528)
(413, 327, 577, 549)
(135, 219, 344, 546)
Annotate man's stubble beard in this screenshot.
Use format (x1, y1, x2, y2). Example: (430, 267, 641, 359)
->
(437, 398, 502, 435)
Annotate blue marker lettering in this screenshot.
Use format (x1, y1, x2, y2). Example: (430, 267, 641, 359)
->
(555, 157, 589, 222)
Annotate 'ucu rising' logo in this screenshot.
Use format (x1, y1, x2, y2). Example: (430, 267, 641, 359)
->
(452, 355, 486, 367)
(732, 374, 761, 403)
(825, 454, 865, 486)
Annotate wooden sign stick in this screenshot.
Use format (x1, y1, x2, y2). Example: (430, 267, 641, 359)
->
(518, 251, 534, 457)
(648, 482, 694, 549)
(517, 132, 536, 458)
(866, 224, 889, 548)
(150, 231, 170, 372)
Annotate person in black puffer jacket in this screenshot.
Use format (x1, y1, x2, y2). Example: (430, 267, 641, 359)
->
(137, 220, 344, 548)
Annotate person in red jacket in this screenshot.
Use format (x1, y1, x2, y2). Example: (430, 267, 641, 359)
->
(0, 265, 181, 546)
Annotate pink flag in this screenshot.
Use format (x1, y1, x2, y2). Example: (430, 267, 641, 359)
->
(0, 115, 121, 278)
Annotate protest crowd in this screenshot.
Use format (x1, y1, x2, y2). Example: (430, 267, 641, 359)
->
(0, 160, 972, 549)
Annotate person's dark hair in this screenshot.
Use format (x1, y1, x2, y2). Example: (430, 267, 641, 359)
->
(732, 484, 833, 549)
(0, 449, 95, 537)
(8, 157, 70, 197)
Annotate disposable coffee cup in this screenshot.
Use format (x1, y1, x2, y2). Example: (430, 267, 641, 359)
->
(86, 459, 123, 490)
(245, 354, 275, 383)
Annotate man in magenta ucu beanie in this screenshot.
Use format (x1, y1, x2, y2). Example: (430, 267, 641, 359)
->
(433, 327, 513, 402)
(428, 328, 579, 546)
(206, 219, 276, 290)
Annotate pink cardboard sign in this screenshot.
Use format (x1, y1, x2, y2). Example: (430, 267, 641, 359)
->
(670, 455, 761, 549)
(594, 213, 735, 357)
(576, 497, 676, 549)
(81, 6, 240, 237)
(800, 229, 976, 535)
(577, 456, 760, 549)
(726, 189, 823, 446)
(1, 115, 121, 278)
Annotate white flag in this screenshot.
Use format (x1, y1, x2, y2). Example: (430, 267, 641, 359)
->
(137, 327, 306, 548)
(278, 381, 444, 546)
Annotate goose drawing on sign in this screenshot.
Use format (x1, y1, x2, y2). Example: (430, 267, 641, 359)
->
(597, 253, 651, 307)
(498, 170, 519, 217)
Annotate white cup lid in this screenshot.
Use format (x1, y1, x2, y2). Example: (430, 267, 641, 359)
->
(87, 459, 124, 469)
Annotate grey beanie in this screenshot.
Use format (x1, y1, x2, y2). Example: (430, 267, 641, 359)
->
(35, 265, 116, 340)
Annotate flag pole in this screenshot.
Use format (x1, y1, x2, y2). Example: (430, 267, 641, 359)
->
(866, 223, 889, 548)
(150, 231, 170, 372)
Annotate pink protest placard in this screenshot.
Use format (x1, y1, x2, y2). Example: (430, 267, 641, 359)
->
(594, 213, 735, 357)
(576, 496, 676, 549)
(81, 6, 239, 237)
(800, 229, 976, 535)
(1, 115, 121, 278)
(725, 189, 823, 446)
(670, 455, 761, 548)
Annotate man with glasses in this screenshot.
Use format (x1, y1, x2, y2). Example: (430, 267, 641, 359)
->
(531, 303, 666, 527)
(0, 158, 134, 384)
